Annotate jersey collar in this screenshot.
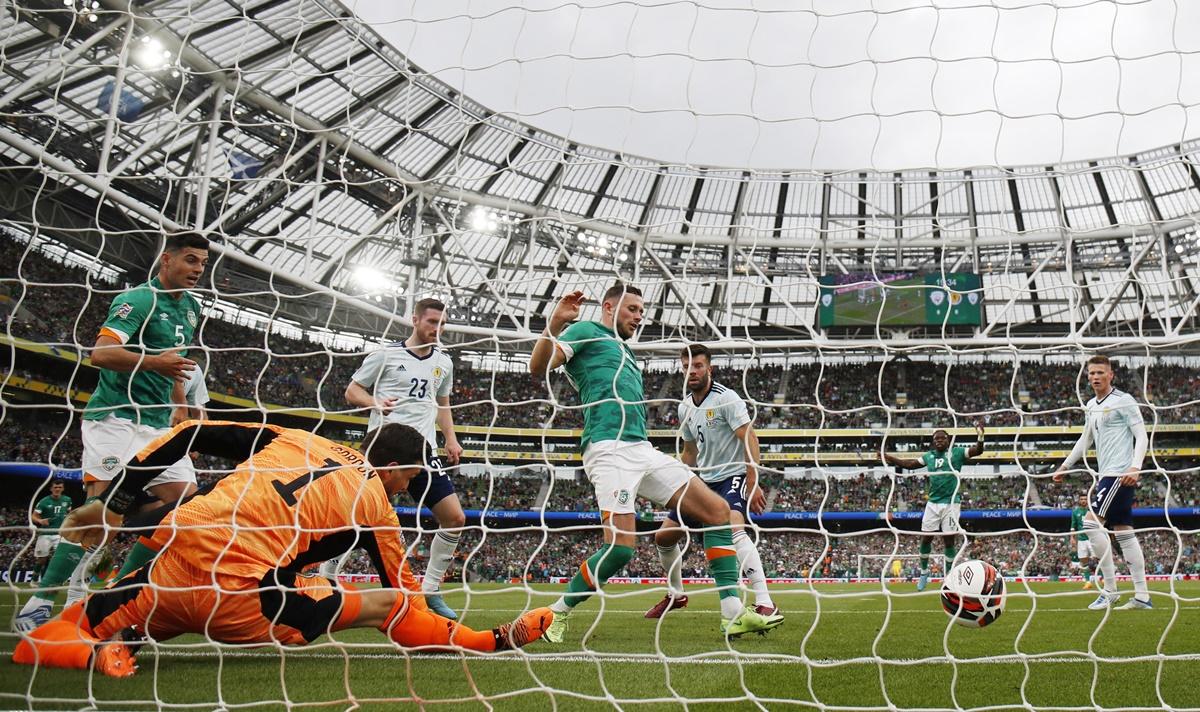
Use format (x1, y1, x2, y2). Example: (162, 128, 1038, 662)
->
(403, 339, 437, 360)
(689, 380, 715, 407)
(149, 276, 185, 301)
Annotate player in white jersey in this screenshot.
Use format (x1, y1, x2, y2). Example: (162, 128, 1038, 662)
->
(644, 344, 783, 631)
(1054, 355, 1151, 610)
(345, 297, 466, 619)
(181, 361, 209, 421)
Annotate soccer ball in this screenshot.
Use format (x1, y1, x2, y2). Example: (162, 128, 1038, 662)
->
(940, 559, 1006, 628)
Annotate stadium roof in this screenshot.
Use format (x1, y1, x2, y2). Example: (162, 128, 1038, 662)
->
(0, 0, 1197, 351)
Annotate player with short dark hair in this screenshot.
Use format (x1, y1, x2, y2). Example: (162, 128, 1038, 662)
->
(884, 426, 985, 592)
(344, 297, 466, 619)
(643, 344, 782, 630)
(30, 479, 72, 582)
(12, 421, 551, 677)
(1054, 354, 1151, 610)
(529, 283, 780, 642)
(14, 232, 210, 632)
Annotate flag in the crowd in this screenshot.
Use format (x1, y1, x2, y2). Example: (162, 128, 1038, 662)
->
(228, 150, 263, 179)
(96, 80, 145, 122)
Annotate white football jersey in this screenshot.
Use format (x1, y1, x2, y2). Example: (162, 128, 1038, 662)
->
(678, 381, 753, 483)
(351, 343, 453, 445)
(1083, 389, 1144, 475)
(183, 366, 209, 408)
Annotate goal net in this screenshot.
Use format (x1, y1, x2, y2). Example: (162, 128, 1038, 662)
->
(2, 0, 1200, 709)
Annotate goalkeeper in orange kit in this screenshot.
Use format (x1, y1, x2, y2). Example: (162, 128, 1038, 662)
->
(13, 421, 551, 676)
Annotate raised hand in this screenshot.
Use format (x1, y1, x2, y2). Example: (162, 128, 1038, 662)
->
(548, 290, 587, 335)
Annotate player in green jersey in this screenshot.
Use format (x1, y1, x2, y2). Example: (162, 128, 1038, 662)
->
(31, 479, 73, 581)
(529, 283, 780, 642)
(1071, 494, 1100, 590)
(14, 232, 209, 633)
(885, 426, 984, 592)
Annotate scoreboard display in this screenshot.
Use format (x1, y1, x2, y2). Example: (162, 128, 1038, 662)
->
(817, 272, 984, 328)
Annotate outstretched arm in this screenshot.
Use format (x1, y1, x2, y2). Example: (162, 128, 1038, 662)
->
(967, 423, 985, 459)
(884, 452, 924, 470)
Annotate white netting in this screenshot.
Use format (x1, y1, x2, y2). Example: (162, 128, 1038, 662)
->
(2, 0, 1200, 709)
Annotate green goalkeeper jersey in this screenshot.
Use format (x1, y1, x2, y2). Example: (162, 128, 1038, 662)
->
(1071, 506, 1088, 541)
(556, 320, 646, 453)
(922, 446, 967, 504)
(84, 277, 200, 429)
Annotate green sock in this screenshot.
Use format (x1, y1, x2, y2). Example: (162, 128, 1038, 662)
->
(115, 541, 158, 581)
(34, 540, 84, 602)
(944, 547, 958, 573)
(919, 541, 933, 572)
(562, 544, 635, 609)
(702, 528, 740, 599)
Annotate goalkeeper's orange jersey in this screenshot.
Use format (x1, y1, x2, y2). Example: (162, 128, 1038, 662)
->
(132, 421, 418, 591)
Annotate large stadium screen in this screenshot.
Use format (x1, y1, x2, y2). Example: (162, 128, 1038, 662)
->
(817, 272, 984, 328)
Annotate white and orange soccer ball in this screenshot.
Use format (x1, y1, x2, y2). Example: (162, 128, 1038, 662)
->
(940, 559, 1006, 628)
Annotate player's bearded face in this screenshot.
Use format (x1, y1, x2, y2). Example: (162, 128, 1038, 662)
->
(610, 295, 644, 339)
(683, 357, 710, 393)
(415, 310, 444, 344)
(161, 247, 209, 290)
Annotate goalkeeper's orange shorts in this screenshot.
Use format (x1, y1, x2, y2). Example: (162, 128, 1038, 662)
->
(85, 550, 344, 646)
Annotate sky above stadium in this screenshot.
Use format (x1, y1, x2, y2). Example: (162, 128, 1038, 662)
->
(347, 0, 1200, 171)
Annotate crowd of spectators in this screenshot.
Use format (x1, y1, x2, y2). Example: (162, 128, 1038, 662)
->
(2, 401, 1195, 517)
(3, 496, 1199, 584)
(0, 408, 80, 467)
(323, 523, 1200, 583)
(451, 473, 544, 512)
(543, 479, 597, 512)
(6, 234, 1200, 432)
(770, 474, 1034, 513)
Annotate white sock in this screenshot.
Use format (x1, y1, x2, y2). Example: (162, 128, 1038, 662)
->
(64, 546, 97, 607)
(422, 530, 460, 594)
(19, 593, 55, 614)
(657, 543, 685, 598)
(1115, 531, 1149, 600)
(719, 595, 743, 621)
(550, 597, 571, 614)
(1084, 520, 1118, 594)
(732, 530, 772, 608)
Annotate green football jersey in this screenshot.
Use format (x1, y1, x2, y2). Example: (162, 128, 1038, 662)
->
(34, 494, 71, 531)
(84, 277, 200, 429)
(922, 446, 968, 504)
(1071, 506, 1088, 541)
(557, 320, 646, 452)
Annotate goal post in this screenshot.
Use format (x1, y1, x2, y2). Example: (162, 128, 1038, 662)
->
(1, 1, 1199, 711)
(857, 554, 926, 581)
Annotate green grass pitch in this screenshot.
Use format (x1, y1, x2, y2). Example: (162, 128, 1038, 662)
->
(828, 277, 927, 327)
(2, 581, 1199, 711)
